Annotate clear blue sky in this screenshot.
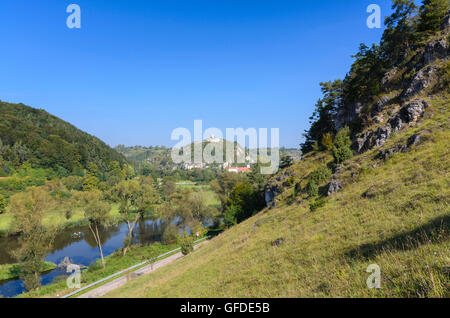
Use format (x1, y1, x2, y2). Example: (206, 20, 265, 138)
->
(0, 0, 393, 148)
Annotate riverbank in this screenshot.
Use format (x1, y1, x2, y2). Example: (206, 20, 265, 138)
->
(0, 262, 56, 281)
(17, 241, 180, 298)
(0, 187, 219, 237)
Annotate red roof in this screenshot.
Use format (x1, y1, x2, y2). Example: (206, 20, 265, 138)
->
(227, 167, 251, 173)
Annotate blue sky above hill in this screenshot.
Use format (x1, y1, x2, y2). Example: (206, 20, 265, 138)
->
(0, 0, 393, 148)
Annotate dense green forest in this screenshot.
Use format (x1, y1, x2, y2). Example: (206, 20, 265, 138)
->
(0, 100, 127, 177)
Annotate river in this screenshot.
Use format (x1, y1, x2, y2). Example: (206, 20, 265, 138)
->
(0, 218, 172, 298)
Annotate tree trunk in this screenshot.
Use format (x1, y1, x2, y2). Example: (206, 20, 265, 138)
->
(88, 223, 105, 268)
(95, 225, 105, 268)
(122, 213, 141, 257)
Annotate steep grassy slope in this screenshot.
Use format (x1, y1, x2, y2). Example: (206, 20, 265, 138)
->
(0, 100, 126, 174)
(106, 95, 449, 298)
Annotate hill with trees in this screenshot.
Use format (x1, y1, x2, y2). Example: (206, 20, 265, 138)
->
(115, 141, 301, 180)
(0, 100, 127, 178)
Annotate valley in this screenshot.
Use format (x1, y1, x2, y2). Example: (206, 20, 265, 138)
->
(0, 0, 448, 300)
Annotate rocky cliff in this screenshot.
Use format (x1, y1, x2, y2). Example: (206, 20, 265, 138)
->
(265, 14, 450, 207)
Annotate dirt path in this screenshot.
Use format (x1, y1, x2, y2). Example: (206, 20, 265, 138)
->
(77, 241, 209, 298)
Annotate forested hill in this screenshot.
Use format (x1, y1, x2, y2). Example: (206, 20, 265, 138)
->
(0, 100, 126, 175)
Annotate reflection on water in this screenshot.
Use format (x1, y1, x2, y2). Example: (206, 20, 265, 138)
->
(0, 218, 171, 298)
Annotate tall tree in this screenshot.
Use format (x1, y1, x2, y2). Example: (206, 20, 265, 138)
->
(301, 80, 343, 153)
(75, 190, 111, 268)
(344, 44, 386, 103)
(210, 172, 243, 211)
(113, 179, 160, 256)
(224, 183, 265, 226)
(381, 0, 418, 65)
(417, 0, 449, 35)
(10, 187, 56, 291)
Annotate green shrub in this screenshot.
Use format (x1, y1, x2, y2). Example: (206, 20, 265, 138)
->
(285, 177, 295, 187)
(321, 133, 333, 151)
(82, 176, 100, 191)
(224, 205, 240, 227)
(279, 154, 294, 169)
(310, 198, 328, 211)
(294, 182, 302, 197)
(306, 180, 319, 197)
(0, 193, 6, 214)
(332, 127, 353, 164)
(180, 235, 194, 256)
(309, 165, 332, 185)
(225, 183, 265, 225)
(87, 260, 103, 272)
(306, 165, 332, 198)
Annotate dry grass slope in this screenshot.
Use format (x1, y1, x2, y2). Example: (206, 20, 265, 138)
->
(106, 95, 449, 298)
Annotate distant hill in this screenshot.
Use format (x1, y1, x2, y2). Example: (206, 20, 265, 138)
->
(0, 100, 126, 175)
(115, 138, 301, 171)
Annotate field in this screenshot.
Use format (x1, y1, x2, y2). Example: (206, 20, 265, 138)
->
(105, 96, 449, 298)
(176, 183, 221, 208)
(0, 204, 121, 237)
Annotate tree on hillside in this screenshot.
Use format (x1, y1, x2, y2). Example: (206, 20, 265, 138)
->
(82, 175, 100, 191)
(279, 154, 294, 169)
(10, 187, 56, 291)
(247, 165, 270, 193)
(301, 80, 343, 153)
(321, 133, 333, 151)
(0, 193, 7, 214)
(344, 43, 386, 103)
(210, 172, 243, 211)
(381, 0, 418, 65)
(332, 127, 353, 164)
(417, 0, 449, 36)
(10, 141, 30, 167)
(224, 183, 265, 226)
(106, 161, 125, 186)
(75, 190, 110, 268)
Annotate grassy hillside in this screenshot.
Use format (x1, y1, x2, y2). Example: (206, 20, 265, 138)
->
(105, 95, 449, 298)
(0, 100, 126, 175)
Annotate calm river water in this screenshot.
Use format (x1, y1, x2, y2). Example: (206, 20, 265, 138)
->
(0, 218, 172, 298)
